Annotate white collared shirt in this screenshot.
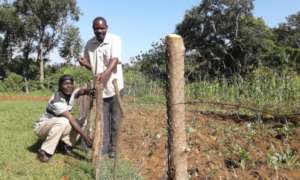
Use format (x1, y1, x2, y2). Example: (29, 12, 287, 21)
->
(38, 88, 80, 121)
(84, 33, 124, 98)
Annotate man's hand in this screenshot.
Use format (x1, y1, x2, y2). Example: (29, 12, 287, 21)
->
(61, 111, 93, 148)
(79, 57, 91, 70)
(83, 135, 93, 148)
(96, 71, 110, 87)
(95, 58, 119, 87)
(78, 57, 86, 66)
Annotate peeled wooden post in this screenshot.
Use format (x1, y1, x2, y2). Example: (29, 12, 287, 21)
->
(92, 81, 103, 180)
(165, 34, 188, 180)
(77, 83, 91, 150)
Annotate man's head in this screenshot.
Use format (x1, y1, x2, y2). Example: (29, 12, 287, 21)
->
(58, 75, 74, 96)
(93, 17, 108, 43)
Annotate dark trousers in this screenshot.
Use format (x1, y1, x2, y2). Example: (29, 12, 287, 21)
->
(102, 93, 122, 154)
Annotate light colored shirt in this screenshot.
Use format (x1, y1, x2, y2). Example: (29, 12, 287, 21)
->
(84, 32, 124, 98)
(38, 88, 80, 122)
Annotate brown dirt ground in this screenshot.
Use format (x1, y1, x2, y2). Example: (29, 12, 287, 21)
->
(120, 100, 300, 180)
(0, 95, 49, 101)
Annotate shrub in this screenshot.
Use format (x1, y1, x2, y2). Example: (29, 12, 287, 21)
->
(0, 72, 23, 92)
(124, 69, 164, 97)
(46, 65, 92, 91)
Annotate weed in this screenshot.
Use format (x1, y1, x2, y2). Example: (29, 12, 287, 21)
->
(225, 144, 250, 170)
(267, 145, 300, 170)
(274, 122, 295, 141)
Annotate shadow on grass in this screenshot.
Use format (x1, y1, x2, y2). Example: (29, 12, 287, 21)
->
(27, 139, 88, 161)
(68, 148, 89, 161)
(27, 139, 43, 153)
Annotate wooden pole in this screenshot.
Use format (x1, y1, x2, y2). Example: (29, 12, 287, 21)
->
(92, 81, 103, 180)
(77, 83, 91, 150)
(112, 79, 125, 118)
(165, 34, 188, 180)
(112, 79, 125, 180)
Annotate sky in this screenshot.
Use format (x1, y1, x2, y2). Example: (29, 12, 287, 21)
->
(51, 0, 300, 64)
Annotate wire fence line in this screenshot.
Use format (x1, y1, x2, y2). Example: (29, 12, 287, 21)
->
(124, 48, 300, 122)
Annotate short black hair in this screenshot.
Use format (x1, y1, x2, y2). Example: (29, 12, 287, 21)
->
(58, 74, 74, 91)
(93, 16, 107, 27)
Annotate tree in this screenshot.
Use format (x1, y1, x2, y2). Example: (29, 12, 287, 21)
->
(175, 0, 275, 77)
(274, 11, 300, 49)
(272, 11, 300, 72)
(59, 25, 83, 64)
(132, 0, 298, 81)
(132, 40, 167, 81)
(0, 3, 22, 65)
(14, 0, 80, 85)
(0, 2, 25, 79)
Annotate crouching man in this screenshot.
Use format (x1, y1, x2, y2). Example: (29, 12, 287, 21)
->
(33, 75, 93, 163)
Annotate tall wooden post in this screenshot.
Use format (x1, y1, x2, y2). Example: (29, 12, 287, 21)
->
(112, 79, 125, 180)
(92, 81, 103, 180)
(165, 34, 188, 180)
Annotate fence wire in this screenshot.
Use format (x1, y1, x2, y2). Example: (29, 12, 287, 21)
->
(120, 47, 300, 179)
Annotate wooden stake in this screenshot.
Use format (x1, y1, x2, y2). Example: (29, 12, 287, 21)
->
(165, 34, 188, 180)
(112, 79, 125, 180)
(92, 81, 103, 180)
(112, 79, 125, 118)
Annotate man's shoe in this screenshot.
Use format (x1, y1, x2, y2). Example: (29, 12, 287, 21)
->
(57, 142, 73, 155)
(62, 143, 73, 155)
(37, 149, 51, 163)
(108, 151, 116, 159)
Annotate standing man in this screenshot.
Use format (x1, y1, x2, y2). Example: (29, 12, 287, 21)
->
(79, 17, 124, 158)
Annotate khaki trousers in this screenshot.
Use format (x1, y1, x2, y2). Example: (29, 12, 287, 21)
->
(33, 117, 77, 155)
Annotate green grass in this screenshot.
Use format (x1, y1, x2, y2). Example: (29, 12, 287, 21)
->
(0, 100, 142, 180)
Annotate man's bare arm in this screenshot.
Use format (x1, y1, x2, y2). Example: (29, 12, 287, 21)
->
(75, 87, 91, 98)
(96, 58, 119, 86)
(61, 111, 92, 147)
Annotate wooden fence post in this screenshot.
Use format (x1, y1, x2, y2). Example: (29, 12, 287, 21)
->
(92, 81, 103, 180)
(165, 34, 188, 180)
(76, 83, 92, 150)
(87, 81, 96, 139)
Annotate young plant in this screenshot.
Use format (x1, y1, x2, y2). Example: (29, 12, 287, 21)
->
(267, 145, 300, 169)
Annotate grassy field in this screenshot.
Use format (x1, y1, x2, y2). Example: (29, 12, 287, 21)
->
(0, 100, 142, 180)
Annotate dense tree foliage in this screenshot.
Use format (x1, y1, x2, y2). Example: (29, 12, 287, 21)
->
(131, 0, 300, 82)
(0, 0, 81, 84)
(274, 12, 300, 48)
(132, 41, 166, 80)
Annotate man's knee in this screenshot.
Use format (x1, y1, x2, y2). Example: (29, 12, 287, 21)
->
(55, 117, 71, 129)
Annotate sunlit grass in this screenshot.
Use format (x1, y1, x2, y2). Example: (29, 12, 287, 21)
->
(0, 101, 142, 179)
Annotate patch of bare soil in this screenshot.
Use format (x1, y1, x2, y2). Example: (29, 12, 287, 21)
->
(120, 103, 300, 180)
(0, 95, 49, 101)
